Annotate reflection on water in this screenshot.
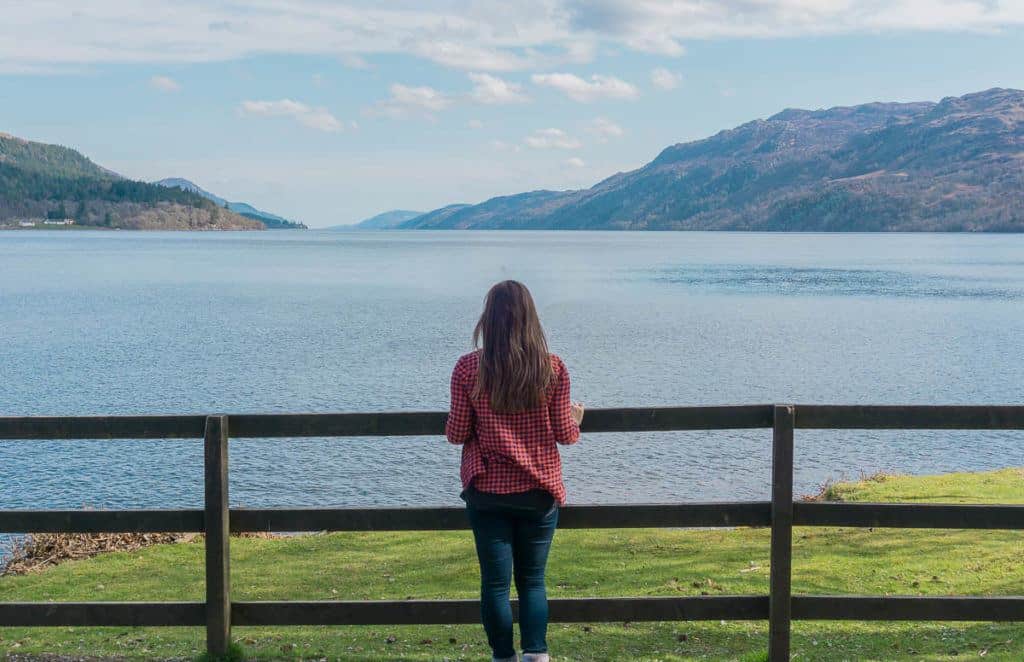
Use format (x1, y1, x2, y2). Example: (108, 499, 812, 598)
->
(649, 265, 1023, 299)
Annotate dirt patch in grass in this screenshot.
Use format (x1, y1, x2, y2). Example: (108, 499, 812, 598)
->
(2, 534, 189, 576)
(800, 471, 900, 502)
(2, 532, 280, 576)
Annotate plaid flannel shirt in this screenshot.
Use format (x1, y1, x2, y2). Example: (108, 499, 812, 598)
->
(445, 350, 580, 504)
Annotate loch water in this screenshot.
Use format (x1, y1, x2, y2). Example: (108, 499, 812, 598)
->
(2, 230, 1023, 511)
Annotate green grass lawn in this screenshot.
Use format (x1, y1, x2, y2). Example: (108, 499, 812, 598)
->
(2, 468, 1022, 660)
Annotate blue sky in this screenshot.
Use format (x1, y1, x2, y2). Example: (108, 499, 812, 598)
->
(2, 1, 1024, 227)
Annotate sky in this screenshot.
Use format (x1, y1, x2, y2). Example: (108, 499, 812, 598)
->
(2, 1, 1024, 227)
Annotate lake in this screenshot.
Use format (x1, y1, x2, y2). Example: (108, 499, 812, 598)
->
(2, 230, 1023, 513)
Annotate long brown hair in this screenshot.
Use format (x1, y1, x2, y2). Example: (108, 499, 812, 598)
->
(472, 280, 553, 412)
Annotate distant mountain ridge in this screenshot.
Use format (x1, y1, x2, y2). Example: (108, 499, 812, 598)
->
(0, 134, 261, 230)
(404, 88, 1024, 232)
(154, 178, 306, 229)
(329, 209, 425, 230)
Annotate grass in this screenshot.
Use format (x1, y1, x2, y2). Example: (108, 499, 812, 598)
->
(1, 468, 1022, 660)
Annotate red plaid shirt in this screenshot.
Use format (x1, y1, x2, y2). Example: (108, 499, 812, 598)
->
(446, 350, 580, 504)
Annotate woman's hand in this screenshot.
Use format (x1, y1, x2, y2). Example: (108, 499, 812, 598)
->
(570, 401, 585, 426)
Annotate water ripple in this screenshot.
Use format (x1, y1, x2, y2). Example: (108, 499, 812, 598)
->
(648, 264, 1024, 299)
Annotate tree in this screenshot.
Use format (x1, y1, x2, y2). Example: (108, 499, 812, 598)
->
(47, 201, 68, 220)
(104, 211, 113, 227)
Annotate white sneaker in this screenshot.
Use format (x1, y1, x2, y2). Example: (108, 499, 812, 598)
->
(522, 654, 550, 662)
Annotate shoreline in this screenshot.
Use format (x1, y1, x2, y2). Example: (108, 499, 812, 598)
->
(0, 226, 298, 232)
(5, 226, 1024, 234)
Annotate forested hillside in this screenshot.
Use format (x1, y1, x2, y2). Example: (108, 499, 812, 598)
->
(154, 178, 306, 229)
(0, 133, 262, 230)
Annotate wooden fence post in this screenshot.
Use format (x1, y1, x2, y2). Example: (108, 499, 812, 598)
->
(769, 404, 795, 661)
(204, 415, 231, 657)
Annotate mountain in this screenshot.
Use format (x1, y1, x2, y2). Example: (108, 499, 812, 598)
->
(404, 88, 1024, 232)
(330, 209, 425, 230)
(0, 134, 262, 230)
(153, 178, 306, 229)
(397, 204, 470, 229)
(153, 177, 230, 206)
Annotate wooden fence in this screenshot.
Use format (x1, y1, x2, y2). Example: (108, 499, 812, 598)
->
(2, 405, 1023, 660)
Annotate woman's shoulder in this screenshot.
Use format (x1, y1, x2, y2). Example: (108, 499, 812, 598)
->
(548, 353, 568, 375)
(453, 350, 481, 376)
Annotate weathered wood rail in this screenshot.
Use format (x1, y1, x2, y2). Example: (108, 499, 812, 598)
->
(2, 404, 1023, 661)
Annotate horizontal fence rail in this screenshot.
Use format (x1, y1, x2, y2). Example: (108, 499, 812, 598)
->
(791, 596, 1024, 621)
(7, 502, 1022, 535)
(228, 502, 773, 532)
(794, 502, 1024, 529)
(0, 503, 773, 534)
(0, 602, 206, 627)
(8, 596, 1022, 628)
(230, 596, 771, 626)
(9, 403, 1024, 440)
(0, 509, 206, 534)
(795, 405, 1024, 429)
(1, 404, 1022, 661)
(0, 405, 776, 439)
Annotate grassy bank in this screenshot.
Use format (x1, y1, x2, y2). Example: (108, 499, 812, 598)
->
(1, 469, 1022, 660)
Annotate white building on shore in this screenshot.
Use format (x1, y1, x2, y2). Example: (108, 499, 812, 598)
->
(4, 218, 76, 228)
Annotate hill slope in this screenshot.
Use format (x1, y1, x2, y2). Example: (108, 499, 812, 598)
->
(329, 209, 425, 230)
(404, 88, 1024, 231)
(357, 209, 424, 229)
(0, 135, 262, 230)
(154, 178, 306, 229)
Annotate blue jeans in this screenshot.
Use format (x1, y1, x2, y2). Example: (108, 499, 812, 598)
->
(466, 502, 559, 658)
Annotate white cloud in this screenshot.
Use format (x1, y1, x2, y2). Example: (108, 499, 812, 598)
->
(490, 139, 522, 153)
(565, 156, 586, 168)
(369, 83, 453, 118)
(531, 72, 638, 102)
(626, 34, 686, 57)
(525, 128, 581, 150)
(239, 99, 343, 132)
(650, 67, 681, 90)
(468, 73, 530, 105)
(372, 75, 528, 119)
(390, 84, 451, 111)
(565, 0, 1024, 47)
(563, 39, 598, 64)
(4, 2, 1024, 74)
(587, 117, 624, 141)
(467, 119, 484, 129)
(340, 54, 371, 70)
(149, 75, 181, 92)
(411, 41, 539, 72)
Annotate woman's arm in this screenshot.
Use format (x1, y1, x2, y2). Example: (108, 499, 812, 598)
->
(550, 360, 581, 445)
(445, 362, 474, 445)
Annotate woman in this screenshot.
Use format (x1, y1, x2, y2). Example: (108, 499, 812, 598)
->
(446, 280, 584, 662)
